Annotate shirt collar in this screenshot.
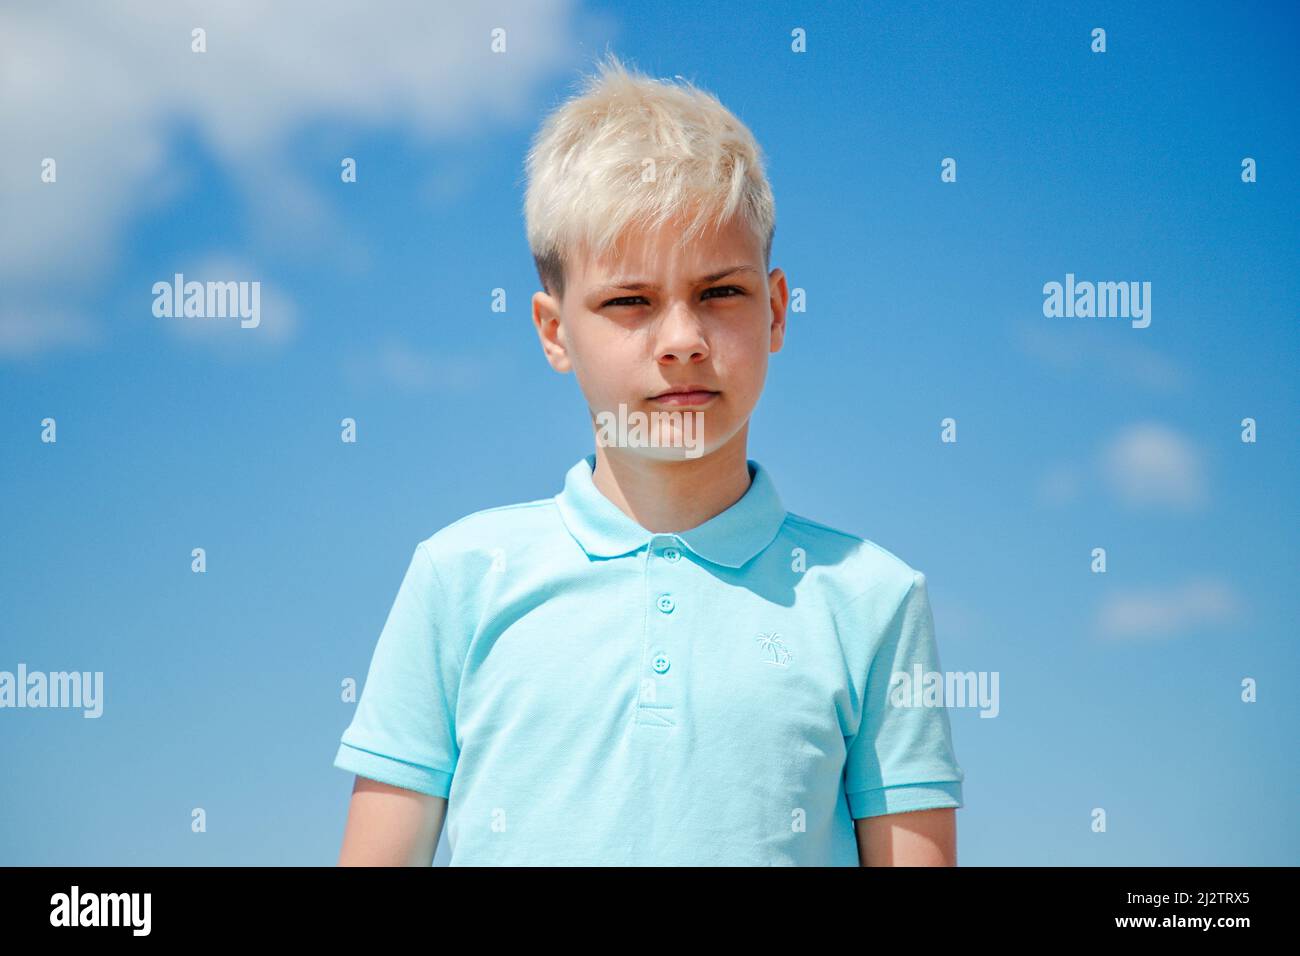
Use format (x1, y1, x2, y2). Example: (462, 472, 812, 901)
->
(555, 453, 787, 569)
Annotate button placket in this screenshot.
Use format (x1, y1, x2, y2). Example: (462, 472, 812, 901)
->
(638, 535, 681, 724)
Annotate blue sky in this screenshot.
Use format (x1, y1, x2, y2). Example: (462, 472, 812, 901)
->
(1, 0, 1296, 865)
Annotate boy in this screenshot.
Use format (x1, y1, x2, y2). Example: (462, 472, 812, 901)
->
(334, 53, 965, 866)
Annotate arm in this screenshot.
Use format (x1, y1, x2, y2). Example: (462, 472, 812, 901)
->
(337, 775, 447, 866)
(843, 571, 964, 866)
(334, 543, 462, 865)
(854, 807, 956, 866)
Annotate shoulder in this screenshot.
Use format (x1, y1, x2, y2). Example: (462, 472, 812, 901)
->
(414, 495, 564, 588)
(781, 511, 924, 618)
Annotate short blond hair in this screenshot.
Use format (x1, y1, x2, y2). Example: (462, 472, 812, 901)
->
(523, 52, 776, 302)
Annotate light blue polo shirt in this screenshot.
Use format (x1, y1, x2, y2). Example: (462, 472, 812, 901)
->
(334, 454, 965, 865)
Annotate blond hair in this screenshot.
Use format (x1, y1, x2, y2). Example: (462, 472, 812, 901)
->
(523, 52, 776, 302)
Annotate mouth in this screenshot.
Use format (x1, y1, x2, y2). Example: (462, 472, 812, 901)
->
(649, 387, 720, 407)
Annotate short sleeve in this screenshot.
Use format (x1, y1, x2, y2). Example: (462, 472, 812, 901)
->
(843, 571, 966, 819)
(333, 543, 460, 798)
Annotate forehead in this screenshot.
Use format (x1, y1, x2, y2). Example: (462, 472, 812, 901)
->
(572, 211, 762, 288)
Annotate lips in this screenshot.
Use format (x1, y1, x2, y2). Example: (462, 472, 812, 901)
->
(649, 389, 719, 406)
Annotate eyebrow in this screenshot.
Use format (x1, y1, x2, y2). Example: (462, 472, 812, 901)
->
(593, 265, 760, 293)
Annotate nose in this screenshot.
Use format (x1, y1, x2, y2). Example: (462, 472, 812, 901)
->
(653, 301, 709, 365)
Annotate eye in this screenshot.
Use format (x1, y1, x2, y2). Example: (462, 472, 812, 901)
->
(703, 285, 746, 299)
(600, 286, 746, 309)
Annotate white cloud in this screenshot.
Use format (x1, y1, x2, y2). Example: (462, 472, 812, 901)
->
(0, 307, 102, 358)
(1094, 576, 1242, 641)
(1097, 422, 1209, 510)
(1035, 461, 1082, 506)
(1013, 320, 1187, 393)
(418, 160, 483, 210)
(1036, 422, 1210, 511)
(342, 337, 503, 392)
(0, 0, 585, 353)
(156, 254, 298, 353)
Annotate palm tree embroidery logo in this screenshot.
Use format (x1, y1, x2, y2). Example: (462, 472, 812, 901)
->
(756, 632, 792, 667)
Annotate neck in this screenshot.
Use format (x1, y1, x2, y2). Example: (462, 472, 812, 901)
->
(589, 424, 753, 534)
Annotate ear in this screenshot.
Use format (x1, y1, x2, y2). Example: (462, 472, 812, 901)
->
(767, 267, 789, 353)
(532, 289, 572, 373)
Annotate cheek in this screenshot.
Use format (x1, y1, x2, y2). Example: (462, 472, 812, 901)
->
(718, 326, 770, 377)
(570, 329, 638, 396)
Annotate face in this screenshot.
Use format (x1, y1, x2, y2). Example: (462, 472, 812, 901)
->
(531, 211, 788, 461)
